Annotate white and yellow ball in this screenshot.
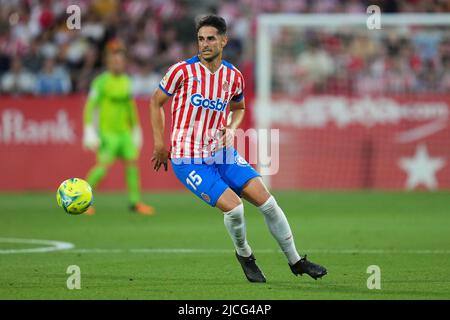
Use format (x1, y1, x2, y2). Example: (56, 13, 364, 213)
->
(56, 178, 93, 215)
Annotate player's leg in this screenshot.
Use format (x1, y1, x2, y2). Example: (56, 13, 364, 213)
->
(219, 148, 327, 279)
(171, 159, 265, 282)
(86, 132, 118, 187)
(121, 133, 154, 215)
(216, 188, 251, 258)
(172, 160, 250, 256)
(86, 161, 111, 190)
(85, 160, 109, 215)
(86, 151, 113, 189)
(240, 177, 300, 264)
(241, 177, 327, 279)
(215, 189, 266, 283)
(84, 133, 117, 215)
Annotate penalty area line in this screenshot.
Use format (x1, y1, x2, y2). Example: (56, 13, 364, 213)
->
(0, 237, 74, 254)
(1, 239, 448, 255)
(62, 248, 450, 255)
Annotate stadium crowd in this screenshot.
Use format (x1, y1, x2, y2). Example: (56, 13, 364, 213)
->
(0, 0, 449, 96)
(272, 26, 450, 96)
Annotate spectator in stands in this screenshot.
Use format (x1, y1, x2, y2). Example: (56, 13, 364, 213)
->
(415, 59, 440, 93)
(38, 29, 59, 60)
(22, 38, 44, 73)
(296, 39, 335, 92)
(413, 28, 442, 63)
(74, 44, 100, 92)
(384, 56, 416, 94)
(1, 56, 36, 95)
(35, 57, 71, 95)
(439, 56, 450, 92)
(1, 0, 449, 97)
(131, 60, 161, 97)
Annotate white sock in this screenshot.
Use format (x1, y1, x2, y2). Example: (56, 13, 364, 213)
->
(223, 203, 252, 257)
(258, 196, 301, 265)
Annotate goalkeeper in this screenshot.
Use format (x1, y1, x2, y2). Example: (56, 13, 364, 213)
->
(82, 43, 154, 216)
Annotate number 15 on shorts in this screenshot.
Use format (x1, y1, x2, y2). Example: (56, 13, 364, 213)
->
(186, 170, 202, 190)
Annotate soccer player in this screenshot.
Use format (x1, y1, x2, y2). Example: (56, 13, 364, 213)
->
(149, 16, 326, 282)
(83, 42, 154, 216)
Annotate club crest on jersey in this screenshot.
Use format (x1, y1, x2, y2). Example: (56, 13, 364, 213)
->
(201, 193, 211, 203)
(190, 93, 228, 112)
(222, 81, 229, 91)
(162, 74, 168, 85)
(235, 155, 249, 167)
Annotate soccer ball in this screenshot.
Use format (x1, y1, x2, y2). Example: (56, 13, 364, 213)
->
(56, 178, 93, 215)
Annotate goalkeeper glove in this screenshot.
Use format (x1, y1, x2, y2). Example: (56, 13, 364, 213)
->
(132, 126, 143, 150)
(83, 124, 99, 151)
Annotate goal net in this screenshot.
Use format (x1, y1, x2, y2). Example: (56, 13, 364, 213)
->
(255, 14, 450, 190)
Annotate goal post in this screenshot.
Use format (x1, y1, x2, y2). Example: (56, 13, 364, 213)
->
(255, 14, 450, 190)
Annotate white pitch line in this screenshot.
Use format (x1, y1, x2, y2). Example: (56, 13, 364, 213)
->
(62, 248, 450, 255)
(1, 237, 449, 255)
(0, 237, 74, 254)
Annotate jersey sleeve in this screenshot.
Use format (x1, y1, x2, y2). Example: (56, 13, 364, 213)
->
(83, 75, 103, 125)
(159, 62, 185, 97)
(126, 77, 139, 128)
(231, 71, 245, 102)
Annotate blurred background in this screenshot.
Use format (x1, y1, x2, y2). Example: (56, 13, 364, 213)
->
(0, 0, 449, 192)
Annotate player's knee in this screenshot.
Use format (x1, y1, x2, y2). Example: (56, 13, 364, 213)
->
(241, 177, 271, 206)
(124, 159, 137, 167)
(258, 191, 272, 206)
(230, 200, 243, 212)
(97, 163, 111, 172)
(222, 199, 242, 213)
(250, 189, 272, 207)
(217, 189, 242, 213)
(258, 195, 276, 212)
(223, 202, 244, 219)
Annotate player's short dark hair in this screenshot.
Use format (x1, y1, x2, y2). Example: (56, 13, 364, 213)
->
(104, 39, 127, 61)
(196, 15, 227, 35)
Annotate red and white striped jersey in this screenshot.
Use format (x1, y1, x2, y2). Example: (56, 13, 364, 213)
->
(159, 55, 245, 159)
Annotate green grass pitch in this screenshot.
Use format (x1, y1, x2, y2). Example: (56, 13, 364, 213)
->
(0, 191, 449, 299)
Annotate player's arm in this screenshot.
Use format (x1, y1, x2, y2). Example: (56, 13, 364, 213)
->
(149, 87, 170, 171)
(151, 62, 184, 170)
(128, 97, 143, 149)
(219, 98, 245, 148)
(227, 98, 245, 130)
(82, 79, 101, 151)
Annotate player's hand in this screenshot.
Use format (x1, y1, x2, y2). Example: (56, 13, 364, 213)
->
(217, 127, 235, 150)
(83, 125, 99, 152)
(151, 145, 169, 172)
(132, 126, 143, 150)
